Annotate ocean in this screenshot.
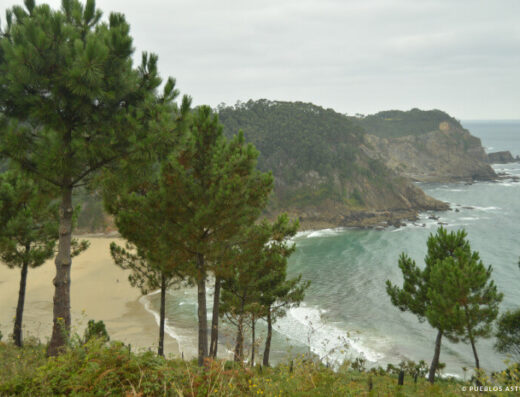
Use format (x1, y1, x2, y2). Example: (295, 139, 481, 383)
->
(144, 120, 520, 377)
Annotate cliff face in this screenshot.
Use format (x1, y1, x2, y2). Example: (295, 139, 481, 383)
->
(218, 100, 447, 229)
(355, 110, 497, 182)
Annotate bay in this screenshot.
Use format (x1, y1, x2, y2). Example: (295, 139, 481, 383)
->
(146, 120, 520, 377)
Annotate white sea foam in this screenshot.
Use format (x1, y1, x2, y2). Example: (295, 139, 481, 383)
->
(471, 206, 500, 211)
(139, 292, 183, 352)
(305, 228, 345, 239)
(273, 304, 384, 365)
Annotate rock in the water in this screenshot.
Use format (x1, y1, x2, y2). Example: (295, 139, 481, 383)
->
(487, 151, 519, 164)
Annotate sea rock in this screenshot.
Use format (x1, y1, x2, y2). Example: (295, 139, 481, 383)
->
(487, 151, 519, 164)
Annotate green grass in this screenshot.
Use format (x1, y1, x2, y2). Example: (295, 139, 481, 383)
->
(1, 339, 518, 396)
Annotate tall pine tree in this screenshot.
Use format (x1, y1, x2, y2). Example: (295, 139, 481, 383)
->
(159, 106, 272, 365)
(0, 0, 186, 355)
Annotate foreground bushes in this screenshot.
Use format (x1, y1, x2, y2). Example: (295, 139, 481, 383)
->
(1, 338, 518, 396)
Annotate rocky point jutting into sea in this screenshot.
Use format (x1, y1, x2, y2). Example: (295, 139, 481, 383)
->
(217, 101, 496, 230)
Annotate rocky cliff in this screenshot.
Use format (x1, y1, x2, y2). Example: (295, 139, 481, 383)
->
(355, 109, 497, 182)
(218, 100, 448, 229)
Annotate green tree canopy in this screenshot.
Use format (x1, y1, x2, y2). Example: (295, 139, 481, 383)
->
(0, 170, 58, 346)
(386, 227, 472, 383)
(495, 309, 520, 361)
(0, 0, 188, 355)
(427, 247, 503, 371)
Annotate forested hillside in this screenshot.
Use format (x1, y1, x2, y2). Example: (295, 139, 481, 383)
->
(354, 108, 462, 138)
(218, 100, 446, 229)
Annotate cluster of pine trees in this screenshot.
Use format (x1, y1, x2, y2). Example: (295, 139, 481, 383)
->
(0, 0, 308, 367)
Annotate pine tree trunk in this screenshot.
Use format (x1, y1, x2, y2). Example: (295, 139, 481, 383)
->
(13, 253, 29, 347)
(209, 275, 221, 358)
(428, 330, 443, 384)
(196, 253, 208, 366)
(465, 311, 480, 370)
(48, 185, 73, 356)
(251, 315, 256, 367)
(469, 335, 482, 386)
(263, 309, 273, 367)
(234, 313, 244, 363)
(158, 274, 167, 357)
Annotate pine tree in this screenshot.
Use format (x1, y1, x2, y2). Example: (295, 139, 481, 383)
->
(0, 170, 86, 346)
(106, 106, 272, 365)
(257, 215, 309, 367)
(110, 243, 184, 356)
(0, 0, 186, 355)
(428, 246, 503, 372)
(219, 215, 305, 365)
(495, 309, 520, 361)
(219, 220, 275, 363)
(386, 227, 470, 383)
(261, 274, 308, 367)
(160, 106, 273, 366)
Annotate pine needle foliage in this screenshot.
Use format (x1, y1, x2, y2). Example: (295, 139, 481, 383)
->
(0, 0, 188, 355)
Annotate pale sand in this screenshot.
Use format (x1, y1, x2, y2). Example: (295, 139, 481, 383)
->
(0, 237, 179, 356)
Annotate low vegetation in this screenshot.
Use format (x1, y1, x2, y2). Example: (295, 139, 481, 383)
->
(2, 337, 519, 396)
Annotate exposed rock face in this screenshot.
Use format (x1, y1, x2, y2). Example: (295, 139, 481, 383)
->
(362, 120, 497, 182)
(487, 151, 519, 164)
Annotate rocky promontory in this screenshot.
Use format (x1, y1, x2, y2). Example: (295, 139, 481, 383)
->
(354, 109, 497, 182)
(218, 101, 448, 230)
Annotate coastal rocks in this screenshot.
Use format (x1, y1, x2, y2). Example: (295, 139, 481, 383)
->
(487, 151, 520, 164)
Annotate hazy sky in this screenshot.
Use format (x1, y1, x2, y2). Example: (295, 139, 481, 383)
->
(2, 0, 519, 119)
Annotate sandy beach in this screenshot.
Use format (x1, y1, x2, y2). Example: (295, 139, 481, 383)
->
(0, 237, 179, 356)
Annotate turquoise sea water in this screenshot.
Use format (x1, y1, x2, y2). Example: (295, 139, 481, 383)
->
(145, 121, 520, 376)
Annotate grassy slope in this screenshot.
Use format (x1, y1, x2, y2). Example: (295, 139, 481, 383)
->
(1, 339, 518, 396)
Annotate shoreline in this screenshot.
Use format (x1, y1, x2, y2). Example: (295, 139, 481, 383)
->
(0, 237, 179, 356)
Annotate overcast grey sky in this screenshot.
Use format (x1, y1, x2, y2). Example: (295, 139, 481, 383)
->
(2, 0, 519, 119)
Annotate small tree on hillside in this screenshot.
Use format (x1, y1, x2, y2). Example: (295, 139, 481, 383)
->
(386, 227, 471, 383)
(0, 170, 87, 347)
(428, 247, 503, 372)
(0, 170, 57, 347)
(0, 0, 187, 355)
